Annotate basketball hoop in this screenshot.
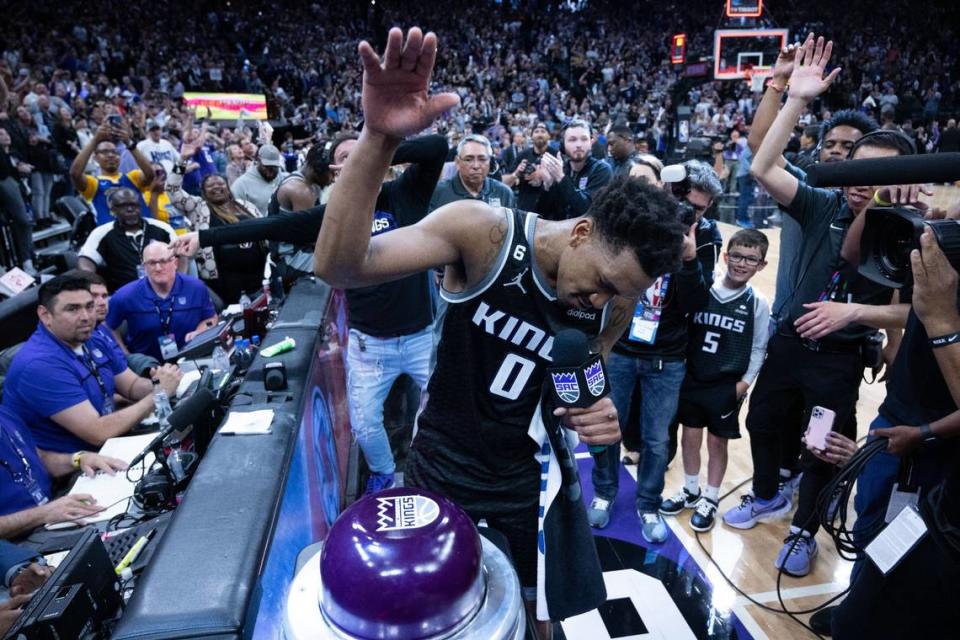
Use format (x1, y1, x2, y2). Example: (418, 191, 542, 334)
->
(744, 69, 769, 93)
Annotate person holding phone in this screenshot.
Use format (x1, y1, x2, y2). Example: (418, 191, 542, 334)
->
(69, 115, 155, 225)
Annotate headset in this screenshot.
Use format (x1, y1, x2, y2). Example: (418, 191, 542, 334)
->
(846, 127, 917, 159)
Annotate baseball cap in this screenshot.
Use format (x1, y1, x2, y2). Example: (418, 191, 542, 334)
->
(257, 144, 282, 167)
(147, 119, 160, 130)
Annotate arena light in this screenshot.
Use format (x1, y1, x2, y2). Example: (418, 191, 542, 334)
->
(671, 34, 686, 65)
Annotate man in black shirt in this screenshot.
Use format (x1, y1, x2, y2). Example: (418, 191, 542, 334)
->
(78, 187, 179, 292)
(172, 135, 448, 495)
(535, 119, 613, 221)
(587, 160, 721, 541)
(606, 125, 636, 178)
(723, 37, 911, 578)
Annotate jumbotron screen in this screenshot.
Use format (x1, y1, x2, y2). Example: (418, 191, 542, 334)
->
(182, 92, 268, 120)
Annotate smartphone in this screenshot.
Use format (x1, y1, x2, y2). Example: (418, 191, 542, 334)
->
(804, 406, 836, 451)
(107, 114, 123, 128)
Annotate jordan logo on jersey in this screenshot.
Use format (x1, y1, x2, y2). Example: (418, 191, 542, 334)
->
(504, 268, 528, 294)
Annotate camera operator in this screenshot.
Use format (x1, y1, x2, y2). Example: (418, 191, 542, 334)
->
(533, 119, 612, 221)
(723, 36, 916, 578)
(501, 122, 552, 211)
(815, 228, 960, 639)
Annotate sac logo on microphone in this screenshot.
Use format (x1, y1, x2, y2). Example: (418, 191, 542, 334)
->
(584, 361, 606, 397)
(551, 372, 581, 404)
(375, 494, 440, 532)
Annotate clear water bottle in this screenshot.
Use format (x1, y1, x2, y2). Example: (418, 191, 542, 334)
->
(261, 279, 271, 305)
(153, 381, 173, 423)
(251, 335, 261, 350)
(211, 344, 230, 373)
(239, 291, 252, 310)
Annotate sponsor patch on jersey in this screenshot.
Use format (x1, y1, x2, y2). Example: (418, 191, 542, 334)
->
(584, 361, 606, 396)
(371, 210, 399, 236)
(566, 308, 597, 321)
(736, 304, 749, 315)
(551, 371, 581, 404)
(375, 494, 440, 532)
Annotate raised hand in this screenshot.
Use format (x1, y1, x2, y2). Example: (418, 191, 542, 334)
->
(772, 33, 813, 82)
(358, 27, 460, 139)
(787, 35, 841, 101)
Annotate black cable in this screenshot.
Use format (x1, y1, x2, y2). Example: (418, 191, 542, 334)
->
(690, 440, 885, 640)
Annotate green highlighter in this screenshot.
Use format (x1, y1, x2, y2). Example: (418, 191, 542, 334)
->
(260, 337, 296, 357)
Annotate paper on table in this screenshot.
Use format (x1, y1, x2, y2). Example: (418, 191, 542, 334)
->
(46, 433, 158, 530)
(220, 409, 274, 435)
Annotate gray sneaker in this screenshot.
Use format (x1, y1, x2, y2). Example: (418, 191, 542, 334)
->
(587, 497, 613, 529)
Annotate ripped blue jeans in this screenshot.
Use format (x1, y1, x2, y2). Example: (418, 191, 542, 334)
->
(346, 327, 433, 474)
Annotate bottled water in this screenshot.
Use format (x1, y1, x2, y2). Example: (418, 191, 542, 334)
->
(153, 382, 173, 423)
(212, 344, 230, 373)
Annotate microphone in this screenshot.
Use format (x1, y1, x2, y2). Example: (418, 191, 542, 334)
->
(547, 329, 613, 466)
(805, 152, 960, 188)
(129, 388, 217, 468)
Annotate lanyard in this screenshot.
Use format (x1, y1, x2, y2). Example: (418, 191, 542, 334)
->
(0, 427, 39, 491)
(79, 344, 112, 413)
(155, 297, 174, 335)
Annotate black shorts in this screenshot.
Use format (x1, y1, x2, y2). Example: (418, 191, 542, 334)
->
(676, 376, 743, 439)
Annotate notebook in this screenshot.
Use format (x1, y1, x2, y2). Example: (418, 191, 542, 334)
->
(46, 433, 158, 530)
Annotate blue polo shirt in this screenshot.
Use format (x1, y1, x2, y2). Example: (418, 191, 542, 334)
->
(0, 406, 52, 517)
(2, 324, 127, 453)
(106, 273, 214, 361)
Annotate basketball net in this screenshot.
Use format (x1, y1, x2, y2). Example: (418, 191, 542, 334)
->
(744, 68, 770, 93)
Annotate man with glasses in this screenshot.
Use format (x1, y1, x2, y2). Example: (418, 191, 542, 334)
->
(430, 134, 514, 210)
(69, 120, 155, 225)
(587, 159, 722, 539)
(2, 274, 181, 454)
(106, 242, 217, 362)
(78, 187, 179, 292)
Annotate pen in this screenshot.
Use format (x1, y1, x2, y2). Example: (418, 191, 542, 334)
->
(114, 529, 155, 575)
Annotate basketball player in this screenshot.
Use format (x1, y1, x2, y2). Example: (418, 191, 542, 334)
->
(313, 27, 688, 630)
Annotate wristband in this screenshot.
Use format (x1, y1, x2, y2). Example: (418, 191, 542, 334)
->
(72, 451, 88, 469)
(929, 331, 960, 348)
(766, 79, 787, 93)
(919, 423, 939, 444)
(873, 191, 891, 206)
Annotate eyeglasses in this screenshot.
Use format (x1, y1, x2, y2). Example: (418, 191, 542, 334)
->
(143, 257, 176, 269)
(727, 253, 763, 267)
(458, 156, 490, 165)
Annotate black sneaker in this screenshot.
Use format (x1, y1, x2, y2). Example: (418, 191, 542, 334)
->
(690, 497, 718, 532)
(809, 605, 836, 636)
(660, 487, 701, 515)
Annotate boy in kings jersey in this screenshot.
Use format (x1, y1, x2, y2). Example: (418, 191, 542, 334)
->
(314, 28, 687, 631)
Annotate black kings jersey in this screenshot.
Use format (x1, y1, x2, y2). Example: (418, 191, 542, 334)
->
(410, 209, 610, 498)
(687, 285, 756, 383)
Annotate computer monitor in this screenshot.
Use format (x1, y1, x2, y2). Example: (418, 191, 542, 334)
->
(4, 529, 121, 639)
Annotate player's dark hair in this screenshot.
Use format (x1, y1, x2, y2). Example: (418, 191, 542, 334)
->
(38, 273, 91, 310)
(588, 176, 686, 279)
(803, 125, 821, 144)
(305, 142, 329, 176)
(822, 109, 878, 138)
(727, 229, 769, 260)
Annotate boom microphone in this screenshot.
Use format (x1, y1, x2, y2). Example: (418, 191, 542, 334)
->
(129, 388, 217, 468)
(805, 152, 960, 188)
(547, 330, 613, 465)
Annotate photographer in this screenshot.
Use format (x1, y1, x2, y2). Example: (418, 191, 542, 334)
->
(502, 122, 552, 211)
(819, 227, 960, 639)
(532, 119, 612, 221)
